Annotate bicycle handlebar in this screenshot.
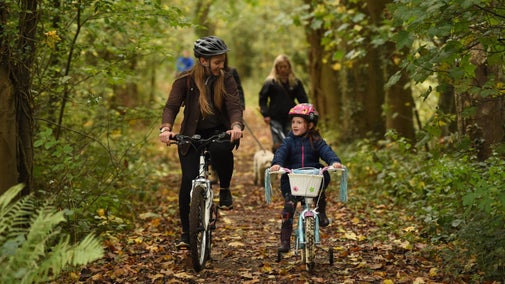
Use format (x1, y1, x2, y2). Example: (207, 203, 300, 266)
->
(265, 165, 348, 204)
(268, 165, 346, 175)
(168, 132, 231, 147)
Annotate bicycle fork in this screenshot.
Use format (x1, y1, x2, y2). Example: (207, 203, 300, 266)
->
(296, 209, 321, 248)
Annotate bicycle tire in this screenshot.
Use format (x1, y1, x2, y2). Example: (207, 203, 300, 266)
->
(189, 184, 208, 272)
(304, 216, 316, 272)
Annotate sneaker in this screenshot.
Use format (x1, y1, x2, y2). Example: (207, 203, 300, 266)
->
(218, 188, 233, 210)
(175, 233, 189, 249)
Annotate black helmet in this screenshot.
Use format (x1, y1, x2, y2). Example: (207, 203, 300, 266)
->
(193, 36, 230, 58)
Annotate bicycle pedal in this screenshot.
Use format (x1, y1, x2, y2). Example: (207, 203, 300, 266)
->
(209, 219, 217, 230)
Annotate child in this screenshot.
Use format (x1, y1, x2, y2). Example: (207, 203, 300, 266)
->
(269, 103, 343, 253)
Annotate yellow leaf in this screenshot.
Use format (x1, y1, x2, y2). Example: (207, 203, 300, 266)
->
(229, 241, 245, 247)
(400, 240, 413, 250)
(383, 279, 394, 284)
(413, 277, 425, 284)
(402, 226, 416, 232)
(97, 208, 105, 217)
(344, 231, 357, 240)
(429, 267, 438, 277)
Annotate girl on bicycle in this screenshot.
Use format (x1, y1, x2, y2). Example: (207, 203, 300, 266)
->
(159, 36, 243, 248)
(269, 103, 342, 252)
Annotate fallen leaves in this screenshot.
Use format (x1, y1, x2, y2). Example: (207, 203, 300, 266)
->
(52, 108, 458, 284)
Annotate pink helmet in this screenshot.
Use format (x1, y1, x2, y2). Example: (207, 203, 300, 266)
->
(289, 103, 319, 125)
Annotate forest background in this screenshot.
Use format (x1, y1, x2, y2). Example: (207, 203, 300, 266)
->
(1, 0, 504, 282)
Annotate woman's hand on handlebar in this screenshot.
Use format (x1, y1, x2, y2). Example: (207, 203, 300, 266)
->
(226, 125, 243, 142)
(159, 129, 174, 144)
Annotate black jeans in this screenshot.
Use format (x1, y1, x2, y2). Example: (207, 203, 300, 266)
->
(177, 134, 235, 233)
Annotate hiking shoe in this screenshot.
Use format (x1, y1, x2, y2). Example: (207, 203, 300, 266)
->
(218, 188, 233, 210)
(278, 240, 290, 253)
(175, 233, 189, 249)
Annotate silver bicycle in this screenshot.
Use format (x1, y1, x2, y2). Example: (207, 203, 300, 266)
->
(169, 132, 229, 272)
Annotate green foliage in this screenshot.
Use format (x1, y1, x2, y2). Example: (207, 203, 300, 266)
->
(34, 105, 161, 238)
(0, 184, 104, 283)
(344, 135, 505, 280)
(388, 0, 505, 96)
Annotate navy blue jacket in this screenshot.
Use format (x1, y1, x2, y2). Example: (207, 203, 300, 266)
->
(272, 131, 341, 197)
(272, 131, 341, 168)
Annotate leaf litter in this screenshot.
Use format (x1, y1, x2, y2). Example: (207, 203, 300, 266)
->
(52, 108, 468, 284)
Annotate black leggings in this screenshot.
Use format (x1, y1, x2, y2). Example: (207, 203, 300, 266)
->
(178, 139, 235, 233)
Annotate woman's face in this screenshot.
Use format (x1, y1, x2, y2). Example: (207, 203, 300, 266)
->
(276, 61, 290, 77)
(201, 54, 226, 76)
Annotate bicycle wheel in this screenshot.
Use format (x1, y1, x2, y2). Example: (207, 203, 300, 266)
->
(189, 184, 208, 272)
(303, 216, 316, 272)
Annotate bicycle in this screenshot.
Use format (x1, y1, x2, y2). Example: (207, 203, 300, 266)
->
(265, 165, 348, 272)
(168, 132, 230, 272)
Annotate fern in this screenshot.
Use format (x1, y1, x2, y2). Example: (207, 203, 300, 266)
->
(0, 184, 104, 283)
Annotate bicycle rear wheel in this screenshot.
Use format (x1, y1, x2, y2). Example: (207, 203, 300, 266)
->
(303, 216, 316, 272)
(189, 184, 208, 272)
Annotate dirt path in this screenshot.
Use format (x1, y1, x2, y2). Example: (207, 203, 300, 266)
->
(63, 108, 456, 284)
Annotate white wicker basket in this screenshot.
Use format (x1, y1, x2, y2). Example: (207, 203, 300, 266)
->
(288, 173, 323, 197)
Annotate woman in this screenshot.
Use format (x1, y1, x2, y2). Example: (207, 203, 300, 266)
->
(259, 54, 308, 152)
(159, 36, 243, 248)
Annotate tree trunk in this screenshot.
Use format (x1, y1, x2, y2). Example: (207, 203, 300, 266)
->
(194, 0, 216, 37)
(384, 48, 416, 142)
(304, 15, 341, 128)
(0, 68, 17, 195)
(0, 0, 38, 195)
(456, 44, 505, 160)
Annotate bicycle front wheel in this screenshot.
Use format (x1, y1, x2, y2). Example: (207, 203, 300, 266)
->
(303, 216, 316, 272)
(189, 184, 208, 272)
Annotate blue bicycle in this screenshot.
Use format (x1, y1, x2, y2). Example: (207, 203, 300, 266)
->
(266, 166, 348, 272)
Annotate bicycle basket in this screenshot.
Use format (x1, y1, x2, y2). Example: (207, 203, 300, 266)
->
(288, 169, 323, 197)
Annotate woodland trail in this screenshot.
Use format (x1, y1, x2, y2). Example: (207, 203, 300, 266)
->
(57, 108, 459, 284)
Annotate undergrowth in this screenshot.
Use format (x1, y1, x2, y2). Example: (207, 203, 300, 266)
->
(339, 131, 505, 281)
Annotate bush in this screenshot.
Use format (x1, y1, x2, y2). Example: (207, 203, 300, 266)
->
(342, 135, 505, 281)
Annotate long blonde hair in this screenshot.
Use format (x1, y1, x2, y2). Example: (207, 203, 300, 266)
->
(266, 54, 298, 88)
(191, 62, 227, 117)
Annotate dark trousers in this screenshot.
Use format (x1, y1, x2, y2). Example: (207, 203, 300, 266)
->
(178, 139, 235, 233)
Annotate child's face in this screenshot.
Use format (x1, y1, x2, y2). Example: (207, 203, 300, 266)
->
(291, 116, 309, 136)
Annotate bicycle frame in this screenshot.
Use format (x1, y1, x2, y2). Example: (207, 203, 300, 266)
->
(296, 197, 321, 249)
(169, 132, 229, 272)
(266, 165, 347, 271)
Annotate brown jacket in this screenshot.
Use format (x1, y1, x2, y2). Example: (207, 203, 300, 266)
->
(161, 72, 243, 150)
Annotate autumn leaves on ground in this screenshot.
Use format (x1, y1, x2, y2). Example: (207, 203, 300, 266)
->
(63, 109, 452, 284)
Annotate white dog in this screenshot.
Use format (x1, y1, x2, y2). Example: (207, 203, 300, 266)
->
(253, 150, 274, 186)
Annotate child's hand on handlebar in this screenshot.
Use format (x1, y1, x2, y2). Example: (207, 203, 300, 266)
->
(331, 162, 343, 169)
(270, 164, 281, 171)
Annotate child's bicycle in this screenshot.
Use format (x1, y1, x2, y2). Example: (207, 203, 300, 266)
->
(169, 132, 230, 272)
(265, 165, 348, 272)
